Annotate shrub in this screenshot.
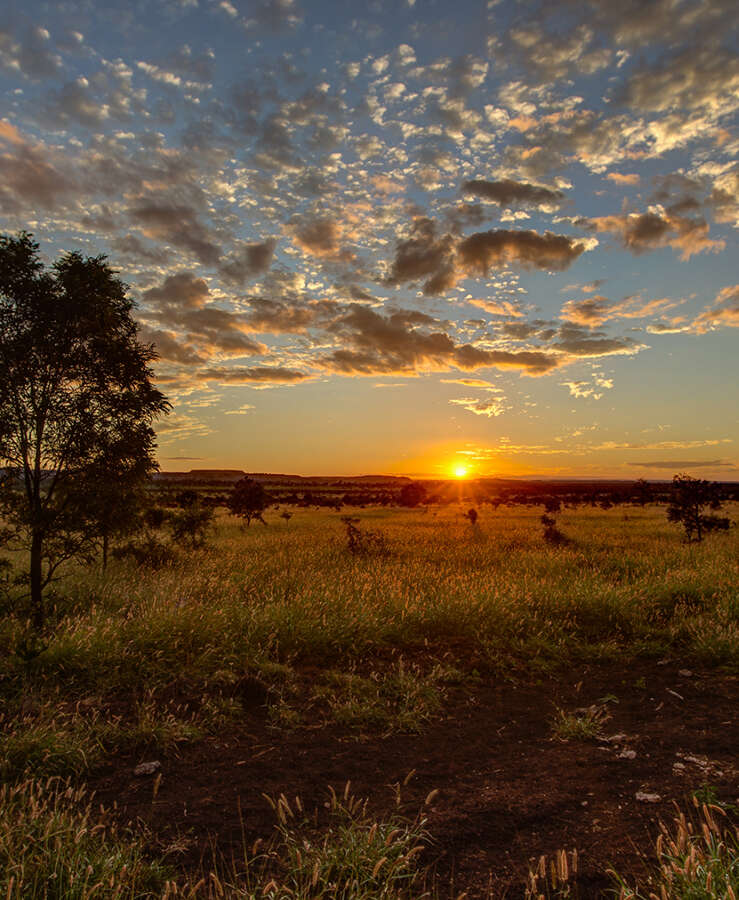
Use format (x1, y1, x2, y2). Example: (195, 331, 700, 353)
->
(169, 503, 214, 548)
(112, 534, 175, 568)
(667, 473, 727, 543)
(341, 517, 389, 557)
(541, 514, 569, 546)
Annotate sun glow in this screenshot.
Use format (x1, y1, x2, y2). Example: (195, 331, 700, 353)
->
(452, 464, 469, 479)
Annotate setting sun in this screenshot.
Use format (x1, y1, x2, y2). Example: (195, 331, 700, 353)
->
(452, 464, 469, 479)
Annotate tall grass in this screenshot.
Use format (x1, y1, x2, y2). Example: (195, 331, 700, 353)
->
(0, 505, 736, 779)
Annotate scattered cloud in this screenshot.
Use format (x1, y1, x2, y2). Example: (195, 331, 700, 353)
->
(462, 178, 564, 209)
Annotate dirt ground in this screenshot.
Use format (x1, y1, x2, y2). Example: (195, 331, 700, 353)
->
(91, 659, 739, 898)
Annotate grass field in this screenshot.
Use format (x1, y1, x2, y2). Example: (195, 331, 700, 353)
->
(1, 503, 737, 897)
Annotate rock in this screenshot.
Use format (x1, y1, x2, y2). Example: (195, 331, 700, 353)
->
(678, 669, 692, 677)
(619, 749, 637, 760)
(635, 791, 661, 803)
(134, 761, 161, 777)
(604, 733, 628, 744)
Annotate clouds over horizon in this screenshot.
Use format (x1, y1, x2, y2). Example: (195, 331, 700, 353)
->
(0, 0, 736, 470)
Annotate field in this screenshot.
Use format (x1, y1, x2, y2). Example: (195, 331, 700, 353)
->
(1, 502, 738, 898)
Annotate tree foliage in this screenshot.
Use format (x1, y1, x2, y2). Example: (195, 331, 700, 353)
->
(398, 481, 427, 508)
(0, 233, 169, 626)
(228, 477, 269, 526)
(666, 473, 728, 543)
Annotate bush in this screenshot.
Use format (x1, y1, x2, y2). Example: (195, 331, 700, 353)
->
(169, 503, 214, 548)
(341, 517, 389, 557)
(667, 473, 727, 543)
(112, 535, 175, 568)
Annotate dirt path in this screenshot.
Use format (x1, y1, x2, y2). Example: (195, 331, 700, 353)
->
(91, 660, 738, 897)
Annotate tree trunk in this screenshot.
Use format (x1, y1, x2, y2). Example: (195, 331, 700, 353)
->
(30, 530, 44, 629)
(102, 531, 109, 570)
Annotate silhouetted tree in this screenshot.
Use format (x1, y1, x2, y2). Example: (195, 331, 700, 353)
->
(633, 479, 652, 506)
(170, 501, 214, 548)
(229, 476, 269, 526)
(0, 233, 169, 627)
(399, 481, 427, 508)
(66, 448, 150, 569)
(667, 473, 728, 543)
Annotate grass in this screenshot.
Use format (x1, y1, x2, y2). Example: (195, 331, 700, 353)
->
(252, 784, 433, 899)
(611, 800, 739, 899)
(0, 503, 737, 896)
(0, 777, 172, 898)
(550, 701, 612, 742)
(0, 504, 736, 780)
(0, 777, 433, 900)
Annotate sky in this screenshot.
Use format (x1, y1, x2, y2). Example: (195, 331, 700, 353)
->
(1, 0, 737, 478)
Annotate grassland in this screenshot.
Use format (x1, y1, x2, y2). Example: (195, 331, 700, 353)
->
(1, 502, 737, 897)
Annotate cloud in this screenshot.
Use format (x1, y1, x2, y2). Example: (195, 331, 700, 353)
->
(620, 46, 739, 116)
(242, 298, 329, 334)
(219, 238, 276, 285)
(560, 294, 679, 327)
(242, 0, 303, 31)
(587, 210, 725, 260)
(693, 284, 739, 332)
(441, 378, 499, 388)
(129, 201, 221, 265)
(0, 23, 62, 80)
(224, 404, 256, 415)
(552, 322, 644, 358)
(462, 178, 564, 208)
(385, 217, 457, 295)
(458, 229, 591, 273)
(449, 396, 509, 417)
(625, 459, 735, 469)
(143, 272, 266, 358)
(195, 365, 310, 384)
(317, 304, 560, 376)
(288, 215, 351, 260)
(467, 298, 524, 317)
(139, 326, 206, 365)
(0, 126, 77, 212)
(606, 173, 640, 186)
(507, 22, 611, 79)
(561, 374, 613, 399)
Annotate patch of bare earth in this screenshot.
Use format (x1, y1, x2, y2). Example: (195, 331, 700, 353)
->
(91, 660, 738, 897)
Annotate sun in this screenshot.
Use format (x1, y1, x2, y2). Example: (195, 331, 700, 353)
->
(452, 464, 469, 479)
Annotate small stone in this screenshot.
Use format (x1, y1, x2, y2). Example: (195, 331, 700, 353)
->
(619, 749, 637, 760)
(673, 761, 686, 771)
(134, 761, 161, 777)
(635, 791, 661, 803)
(678, 669, 692, 677)
(604, 733, 627, 743)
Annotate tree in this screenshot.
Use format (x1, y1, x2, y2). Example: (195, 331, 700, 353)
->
(633, 478, 652, 506)
(0, 233, 169, 627)
(398, 481, 427, 508)
(666, 473, 728, 543)
(228, 476, 269, 526)
(169, 501, 214, 548)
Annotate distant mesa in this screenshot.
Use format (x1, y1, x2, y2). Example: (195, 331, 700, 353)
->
(154, 469, 246, 483)
(153, 469, 412, 485)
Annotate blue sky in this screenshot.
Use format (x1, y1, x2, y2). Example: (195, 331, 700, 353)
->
(1, 0, 737, 477)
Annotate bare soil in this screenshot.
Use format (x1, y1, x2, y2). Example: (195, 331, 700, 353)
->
(91, 659, 739, 897)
